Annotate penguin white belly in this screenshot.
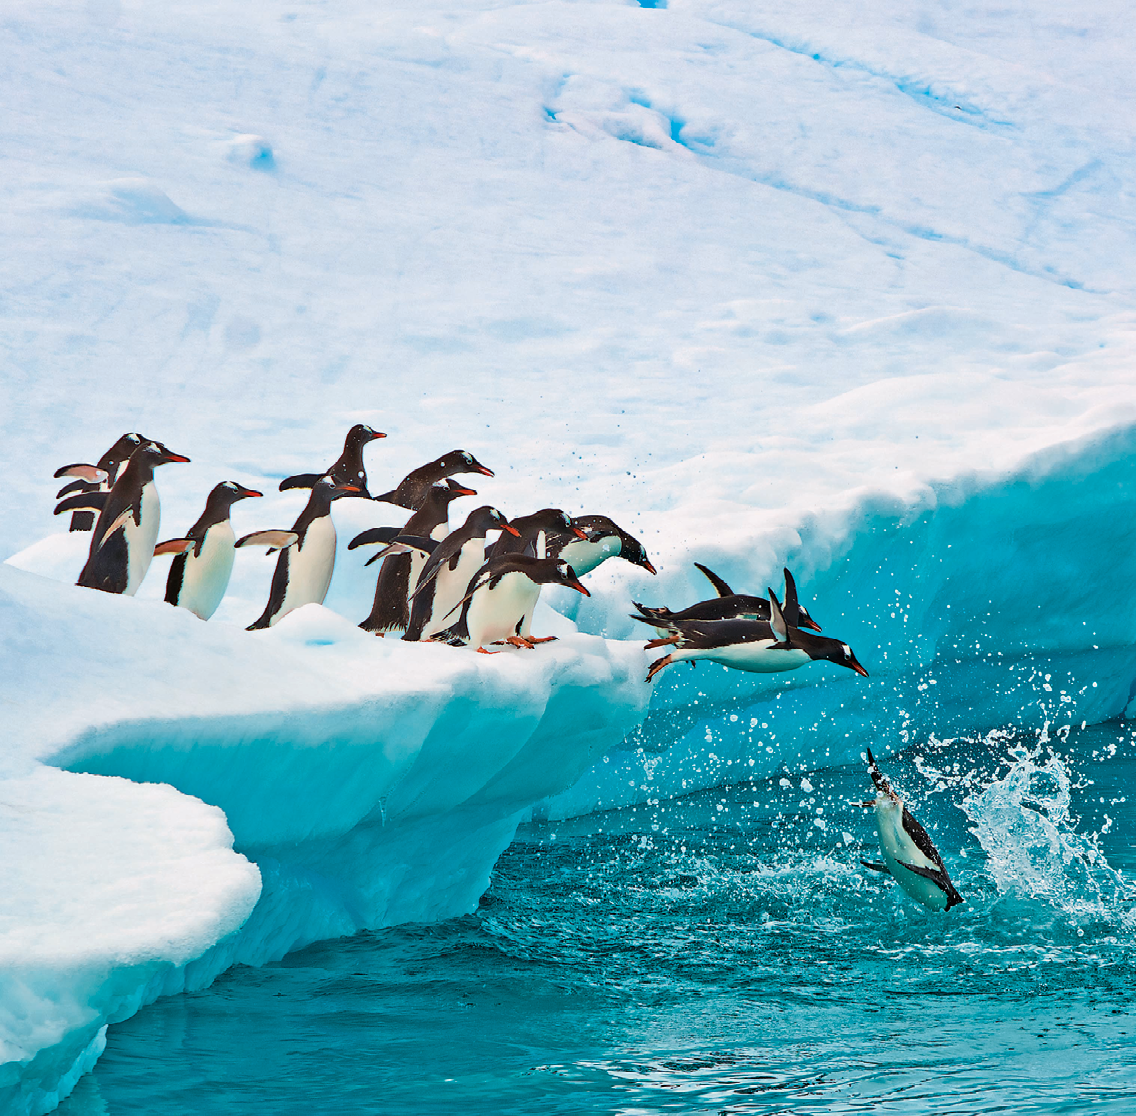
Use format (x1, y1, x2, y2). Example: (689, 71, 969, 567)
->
(876, 802, 948, 911)
(424, 545, 485, 639)
(278, 516, 337, 616)
(465, 573, 541, 647)
(179, 522, 236, 620)
(558, 534, 619, 577)
(123, 482, 161, 595)
(676, 642, 809, 674)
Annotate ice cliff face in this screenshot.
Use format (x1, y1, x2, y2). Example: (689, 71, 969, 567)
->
(0, 568, 647, 1115)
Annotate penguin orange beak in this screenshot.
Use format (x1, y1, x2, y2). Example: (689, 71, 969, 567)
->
(474, 465, 494, 476)
(166, 453, 191, 463)
(368, 431, 387, 440)
(503, 524, 521, 537)
(245, 489, 264, 498)
(453, 485, 477, 496)
(572, 526, 588, 539)
(337, 485, 362, 493)
(566, 578, 590, 596)
(851, 661, 869, 678)
(642, 560, 657, 575)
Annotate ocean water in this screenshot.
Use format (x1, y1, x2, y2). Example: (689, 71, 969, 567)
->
(60, 722, 1136, 1115)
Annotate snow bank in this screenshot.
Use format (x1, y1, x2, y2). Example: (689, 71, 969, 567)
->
(0, 565, 646, 1113)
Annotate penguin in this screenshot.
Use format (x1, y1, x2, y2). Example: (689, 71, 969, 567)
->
(403, 506, 520, 641)
(432, 555, 590, 652)
(155, 482, 298, 620)
(632, 566, 822, 634)
(247, 477, 360, 630)
(858, 748, 964, 912)
(71, 440, 190, 596)
(643, 589, 868, 683)
(550, 515, 657, 577)
(488, 508, 586, 561)
(372, 450, 494, 510)
(54, 432, 147, 531)
(277, 424, 386, 498)
(355, 479, 476, 634)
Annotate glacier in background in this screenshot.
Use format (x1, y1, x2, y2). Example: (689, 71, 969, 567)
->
(3, 0, 1136, 1110)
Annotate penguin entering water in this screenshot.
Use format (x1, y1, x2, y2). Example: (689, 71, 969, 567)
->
(372, 450, 494, 510)
(277, 424, 385, 498)
(247, 477, 359, 630)
(642, 589, 868, 683)
(551, 515, 656, 577)
(632, 566, 822, 634)
(156, 482, 298, 620)
(69, 440, 191, 595)
(354, 479, 476, 634)
(858, 748, 964, 912)
(402, 506, 519, 641)
(431, 555, 590, 652)
(54, 432, 147, 531)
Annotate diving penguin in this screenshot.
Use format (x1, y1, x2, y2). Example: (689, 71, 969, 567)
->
(54, 432, 147, 531)
(247, 477, 360, 630)
(373, 450, 494, 510)
(642, 589, 868, 683)
(156, 482, 298, 620)
(354, 479, 476, 634)
(70, 440, 191, 595)
(858, 748, 964, 912)
(402, 506, 519, 641)
(277, 424, 386, 498)
(431, 555, 590, 652)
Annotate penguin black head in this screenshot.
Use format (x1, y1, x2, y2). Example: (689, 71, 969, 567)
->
(822, 639, 869, 678)
(466, 506, 520, 537)
(443, 477, 478, 498)
(769, 588, 868, 677)
(346, 424, 386, 447)
(310, 476, 361, 505)
(864, 747, 899, 802)
(522, 508, 588, 539)
(552, 558, 590, 596)
(139, 440, 191, 466)
(505, 555, 590, 595)
(434, 450, 494, 478)
(210, 481, 264, 506)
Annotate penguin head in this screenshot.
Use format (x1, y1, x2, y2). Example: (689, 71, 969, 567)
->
(310, 476, 360, 505)
(468, 506, 520, 536)
(552, 558, 590, 596)
(796, 604, 822, 633)
(211, 481, 263, 506)
(346, 424, 386, 447)
(612, 528, 656, 575)
(864, 748, 900, 805)
(139, 440, 191, 466)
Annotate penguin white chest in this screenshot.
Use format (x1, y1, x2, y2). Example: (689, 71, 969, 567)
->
(281, 515, 337, 612)
(558, 534, 619, 577)
(123, 482, 161, 596)
(465, 572, 540, 646)
(179, 522, 236, 620)
(875, 799, 948, 911)
(697, 642, 810, 674)
(424, 544, 485, 638)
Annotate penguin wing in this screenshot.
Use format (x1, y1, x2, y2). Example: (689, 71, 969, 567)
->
(365, 536, 439, 567)
(694, 562, 734, 597)
(782, 568, 801, 627)
(54, 463, 109, 483)
(860, 860, 893, 876)
(348, 526, 404, 551)
(900, 807, 949, 870)
(278, 473, 323, 492)
(56, 478, 99, 499)
(671, 618, 775, 649)
(55, 492, 109, 515)
(154, 538, 196, 556)
(236, 530, 300, 550)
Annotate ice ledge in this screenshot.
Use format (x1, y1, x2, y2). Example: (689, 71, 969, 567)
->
(0, 567, 649, 1113)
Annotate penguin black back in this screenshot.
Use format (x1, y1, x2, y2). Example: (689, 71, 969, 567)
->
(489, 508, 583, 560)
(373, 450, 494, 510)
(278, 424, 385, 497)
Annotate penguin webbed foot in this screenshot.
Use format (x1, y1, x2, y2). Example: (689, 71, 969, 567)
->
(528, 636, 557, 644)
(504, 635, 536, 649)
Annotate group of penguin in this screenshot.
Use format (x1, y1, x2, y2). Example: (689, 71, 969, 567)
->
(52, 426, 960, 913)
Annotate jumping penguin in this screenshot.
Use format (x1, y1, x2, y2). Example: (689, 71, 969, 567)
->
(642, 589, 868, 683)
(155, 482, 298, 620)
(54, 432, 147, 531)
(247, 477, 360, 630)
(403, 506, 519, 641)
(551, 514, 656, 577)
(354, 479, 476, 634)
(277, 424, 386, 498)
(432, 555, 590, 652)
(70, 440, 191, 595)
(373, 450, 494, 510)
(859, 748, 964, 912)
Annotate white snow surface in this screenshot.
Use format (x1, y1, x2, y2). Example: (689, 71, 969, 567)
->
(4, 0, 1136, 1109)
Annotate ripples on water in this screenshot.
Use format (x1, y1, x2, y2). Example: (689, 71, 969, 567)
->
(62, 722, 1136, 1115)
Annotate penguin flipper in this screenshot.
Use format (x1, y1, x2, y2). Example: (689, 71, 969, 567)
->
(860, 860, 892, 876)
(279, 473, 323, 492)
(236, 530, 299, 550)
(782, 567, 801, 628)
(695, 562, 734, 598)
(896, 859, 951, 887)
(54, 463, 108, 483)
(57, 478, 96, 499)
(154, 538, 195, 556)
(55, 492, 109, 515)
(348, 526, 404, 551)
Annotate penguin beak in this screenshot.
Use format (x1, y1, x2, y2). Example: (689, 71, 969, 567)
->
(244, 488, 264, 498)
(369, 431, 387, 440)
(799, 616, 823, 633)
(641, 559, 657, 575)
(335, 485, 362, 495)
(572, 526, 588, 539)
(474, 465, 494, 477)
(453, 485, 477, 496)
(503, 524, 521, 537)
(165, 453, 191, 463)
(567, 578, 590, 596)
(851, 661, 869, 678)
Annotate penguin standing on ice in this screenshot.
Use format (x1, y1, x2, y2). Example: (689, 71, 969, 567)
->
(489, 508, 584, 560)
(641, 589, 868, 683)
(68, 440, 191, 595)
(353, 479, 476, 634)
(402, 506, 519, 641)
(552, 515, 656, 577)
(372, 450, 494, 510)
(433, 555, 590, 652)
(54, 432, 146, 531)
(858, 748, 964, 912)
(278, 424, 386, 498)
(247, 477, 360, 630)
(155, 482, 299, 620)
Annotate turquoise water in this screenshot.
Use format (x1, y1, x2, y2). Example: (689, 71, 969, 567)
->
(61, 723, 1136, 1115)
